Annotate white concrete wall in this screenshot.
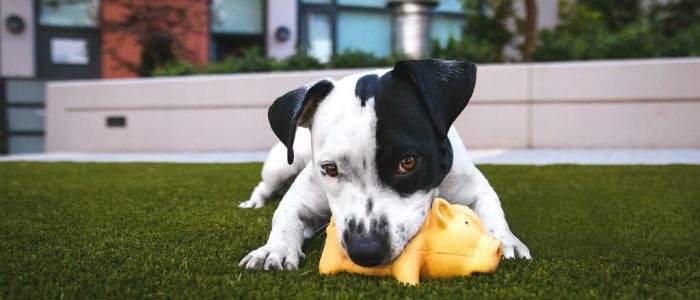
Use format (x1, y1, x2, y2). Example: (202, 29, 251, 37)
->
(266, 0, 297, 60)
(0, 0, 35, 77)
(46, 58, 700, 152)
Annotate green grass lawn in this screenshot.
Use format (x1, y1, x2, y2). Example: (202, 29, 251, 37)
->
(1, 162, 699, 299)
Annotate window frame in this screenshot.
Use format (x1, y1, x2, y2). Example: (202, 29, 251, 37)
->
(298, 0, 394, 59)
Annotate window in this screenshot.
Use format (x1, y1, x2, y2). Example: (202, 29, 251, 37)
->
(431, 15, 464, 47)
(336, 10, 392, 58)
(211, 0, 264, 34)
(39, 0, 99, 28)
(431, 0, 465, 47)
(1, 80, 46, 154)
(305, 12, 333, 63)
(300, 0, 465, 61)
(210, 0, 265, 61)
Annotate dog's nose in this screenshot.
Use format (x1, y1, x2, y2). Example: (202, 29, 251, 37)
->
(345, 232, 389, 267)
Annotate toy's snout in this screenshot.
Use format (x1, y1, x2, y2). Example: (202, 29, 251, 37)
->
(472, 235, 503, 273)
(344, 226, 390, 267)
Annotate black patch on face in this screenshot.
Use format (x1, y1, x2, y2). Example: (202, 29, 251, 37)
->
(373, 60, 476, 195)
(373, 71, 453, 195)
(355, 74, 379, 106)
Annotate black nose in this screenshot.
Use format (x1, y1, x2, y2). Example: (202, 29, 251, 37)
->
(344, 232, 389, 267)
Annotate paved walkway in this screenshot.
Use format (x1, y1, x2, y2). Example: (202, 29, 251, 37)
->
(2, 149, 700, 165)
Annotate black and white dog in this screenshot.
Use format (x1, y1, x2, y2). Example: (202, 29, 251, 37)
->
(239, 59, 530, 271)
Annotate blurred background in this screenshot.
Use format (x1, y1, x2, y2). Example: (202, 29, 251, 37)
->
(0, 0, 698, 155)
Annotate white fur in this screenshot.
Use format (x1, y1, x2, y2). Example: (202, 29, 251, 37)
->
(239, 71, 531, 271)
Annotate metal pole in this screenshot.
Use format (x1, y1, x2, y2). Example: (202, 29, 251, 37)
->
(388, 0, 438, 59)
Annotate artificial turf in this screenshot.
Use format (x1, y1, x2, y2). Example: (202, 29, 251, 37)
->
(0, 162, 699, 299)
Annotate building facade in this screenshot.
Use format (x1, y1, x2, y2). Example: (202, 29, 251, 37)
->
(0, 0, 468, 154)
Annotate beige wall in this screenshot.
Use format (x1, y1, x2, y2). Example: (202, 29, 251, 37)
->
(0, 0, 35, 77)
(46, 58, 700, 152)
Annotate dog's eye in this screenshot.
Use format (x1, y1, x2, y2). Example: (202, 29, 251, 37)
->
(321, 163, 339, 177)
(398, 156, 416, 174)
(465, 220, 469, 225)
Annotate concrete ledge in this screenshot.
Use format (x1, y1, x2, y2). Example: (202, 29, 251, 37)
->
(3, 149, 700, 165)
(46, 58, 700, 152)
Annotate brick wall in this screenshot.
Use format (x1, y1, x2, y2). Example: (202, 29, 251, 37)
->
(100, 0, 209, 78)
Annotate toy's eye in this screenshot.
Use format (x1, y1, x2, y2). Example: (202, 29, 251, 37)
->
(321, 163, 339, 177)
(398, 156, 416, 174)
(464, 220, 469, 225)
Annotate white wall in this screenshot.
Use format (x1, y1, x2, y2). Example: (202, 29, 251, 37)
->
(266, 0, 297, 60)
(46, 58, 700, 152)
(0, 0, 35, 77)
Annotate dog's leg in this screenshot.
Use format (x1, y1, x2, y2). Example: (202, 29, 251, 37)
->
(441, 128, 531, 259)
(443, 169, 531, 259)
(239, 165, 329, 270)
(471, 185, 531, 259)
(240, 130, 312, 209)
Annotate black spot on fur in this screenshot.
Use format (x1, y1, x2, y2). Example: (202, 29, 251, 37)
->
(356, 221, 365, 234)
(347, 218, 356, 232)
(398, 224, 406, 234)
(377, 215, 389, 232)
(355, 74, 379, 106)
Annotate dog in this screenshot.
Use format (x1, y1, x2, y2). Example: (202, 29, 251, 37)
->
(239, 59, 530, 271)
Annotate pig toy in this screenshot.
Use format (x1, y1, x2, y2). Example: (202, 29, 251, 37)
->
(319, 198, 503, 285)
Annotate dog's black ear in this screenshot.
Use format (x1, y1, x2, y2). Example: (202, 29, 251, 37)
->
(268, 79, 334, 164)
(392, 59, 477, 137)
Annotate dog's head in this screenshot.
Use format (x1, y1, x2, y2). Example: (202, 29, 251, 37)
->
(268, 59, 477, 267)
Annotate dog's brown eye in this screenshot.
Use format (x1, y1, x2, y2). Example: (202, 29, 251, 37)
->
(398, 156, 416, 174)
(322, 163, 339, 177)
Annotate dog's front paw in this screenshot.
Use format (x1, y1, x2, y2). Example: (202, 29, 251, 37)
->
(239, 244, 305, 271)
(496, 231, 531, 259)
(239, 198, 265, 209)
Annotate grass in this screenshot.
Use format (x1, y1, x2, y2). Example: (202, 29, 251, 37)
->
(1, 162, 699, 299)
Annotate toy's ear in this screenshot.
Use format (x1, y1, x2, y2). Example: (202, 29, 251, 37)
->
(432, 198, 453, 228)
(391, 59, 477, 137)
(268, 79, 334, 164)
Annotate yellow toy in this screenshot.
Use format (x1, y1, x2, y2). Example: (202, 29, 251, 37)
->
(319, 198, 502, 285)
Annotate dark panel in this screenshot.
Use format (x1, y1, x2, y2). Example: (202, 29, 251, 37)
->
(37, 26, 101, 79)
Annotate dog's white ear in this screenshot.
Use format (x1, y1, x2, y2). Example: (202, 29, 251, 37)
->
(268, 79, 334, 164)
(392, 59, 477, 137)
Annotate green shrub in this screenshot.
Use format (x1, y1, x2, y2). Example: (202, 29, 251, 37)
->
(151, 61, 201, 77)
(661, 23, 700, 57)
(278, 53, 325, 71)
(432, 37, 496, 63)
(328, 49, 389, 69)
(532, 0, 700, 62)
(205, 47, 277, 74)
